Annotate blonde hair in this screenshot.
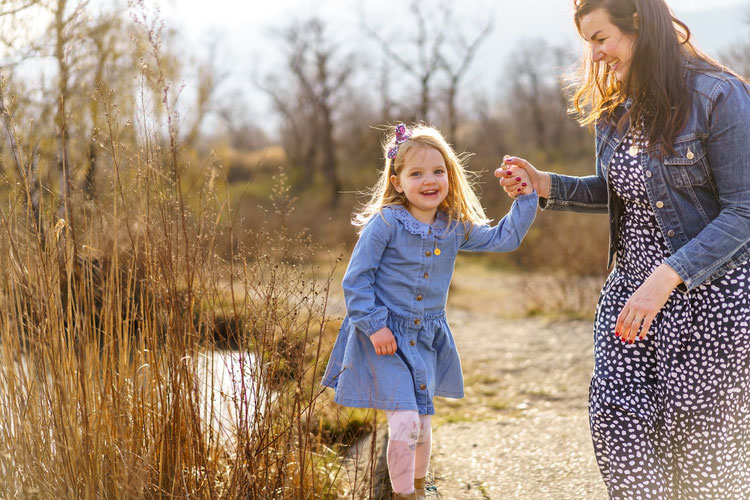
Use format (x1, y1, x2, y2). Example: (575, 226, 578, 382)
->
(353, 124, 490, 233)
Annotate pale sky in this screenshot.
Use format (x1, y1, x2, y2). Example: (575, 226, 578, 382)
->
(3, 0, 749, 135)
(154, 0, 749, 130)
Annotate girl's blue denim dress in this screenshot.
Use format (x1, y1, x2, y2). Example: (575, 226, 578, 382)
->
(322, 193, 537, 414)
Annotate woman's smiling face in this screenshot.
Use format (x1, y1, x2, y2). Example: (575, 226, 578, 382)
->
(580, 8, 638, 82)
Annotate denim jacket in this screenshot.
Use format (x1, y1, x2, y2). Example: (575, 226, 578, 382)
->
(541, 59, 750, 292)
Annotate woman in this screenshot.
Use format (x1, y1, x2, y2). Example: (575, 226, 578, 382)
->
(497, 0, 750, 497)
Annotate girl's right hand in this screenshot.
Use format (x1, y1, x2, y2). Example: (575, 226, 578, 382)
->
(494, 155, 551, 199)
(370, 327, 397, 355)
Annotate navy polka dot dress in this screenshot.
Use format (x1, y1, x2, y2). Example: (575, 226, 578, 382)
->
(590, 129, 750, 498)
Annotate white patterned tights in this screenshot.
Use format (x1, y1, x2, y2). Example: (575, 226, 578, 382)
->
(385, 410, 432, 494)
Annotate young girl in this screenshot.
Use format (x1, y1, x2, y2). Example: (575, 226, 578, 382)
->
(322, 124, 536, 499)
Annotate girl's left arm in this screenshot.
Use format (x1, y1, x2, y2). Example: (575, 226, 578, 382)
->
(459, 192, 538, 252)
(664, 78, 750, 292)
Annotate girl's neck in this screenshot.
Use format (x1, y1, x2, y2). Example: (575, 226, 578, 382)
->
(407, 205, 438, 225)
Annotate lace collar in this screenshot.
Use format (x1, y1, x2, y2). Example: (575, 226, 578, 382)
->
(387, 205, 451, 238)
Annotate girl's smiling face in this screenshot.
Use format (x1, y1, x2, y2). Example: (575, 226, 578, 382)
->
(390, 145, 449, 224)
(580, 8, 638, 82)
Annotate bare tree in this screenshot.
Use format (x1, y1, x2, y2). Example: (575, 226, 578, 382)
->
(215, 92, 268, 151)
(0, 0, 38, 16)
(51, 0, 90, 221)
(0, 0, 182, 208)
(82, 6, 134, 197)
(504, 39, 556, 151)
(262, 17, 354, 206)
(184, 35, 228, 148)
(721, 5, 750, 79)
(377, 60, 395, 123)
(503, 40, 588, 157)
(438, 17, 493, 144)
(0, 0, 44, 57)
(0, 74, 42, 233)
(362, 0, 451, 122)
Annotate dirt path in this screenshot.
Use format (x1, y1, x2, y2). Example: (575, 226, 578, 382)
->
(333, 263, 609, 498)
(425, 265, 608, 499)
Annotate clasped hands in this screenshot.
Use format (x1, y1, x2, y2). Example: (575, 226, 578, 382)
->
(494, 157, 535, 198)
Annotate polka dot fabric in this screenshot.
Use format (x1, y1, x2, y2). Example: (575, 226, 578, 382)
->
(590, 130, 750, 498)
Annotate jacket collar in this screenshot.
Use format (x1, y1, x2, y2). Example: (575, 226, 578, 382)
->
(388, 205, 450, 237)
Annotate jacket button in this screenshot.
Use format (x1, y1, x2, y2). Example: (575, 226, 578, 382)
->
(655, 201, 664, 208)
(668, 230, 675, 237)
(414, 318, 421, 325)
(425, 250, 431, 257)
(423, 272, 429, 279)
(410, 340, 416, 346)
(419, 384, 426, 390)
(416, 295, 423, 301)
(645, 170, 652, 178)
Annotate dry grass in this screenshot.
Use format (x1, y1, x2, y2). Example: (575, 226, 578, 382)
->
(447, 260, 603, 320)
(0, 15, 375, 497)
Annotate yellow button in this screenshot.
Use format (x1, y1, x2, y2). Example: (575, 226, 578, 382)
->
(424, 273, 429, 279)
(414, 319, 421, 325)
(419, 384, 426, 390)
(686, 149, 694, 160)
(416, 295, 423, 301)
(425, 251, 431, 257)
(656, 201, 664, 208)
(409, 340, 416, 346)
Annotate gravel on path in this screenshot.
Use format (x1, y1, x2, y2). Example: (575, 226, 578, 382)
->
(426, 268, 609, 499)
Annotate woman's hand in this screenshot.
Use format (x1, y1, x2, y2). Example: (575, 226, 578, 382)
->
(370, 326, 397, 355)
(616, 263, 683, 343)
(495, 163, 533, 198)
(494, 155, 551, 199)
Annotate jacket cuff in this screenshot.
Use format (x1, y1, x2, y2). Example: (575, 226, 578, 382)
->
(515, 191, 539, 203)
(365, 321, 388, 337)
(539, 173, 562, 210)
(664, 255, 694, 293)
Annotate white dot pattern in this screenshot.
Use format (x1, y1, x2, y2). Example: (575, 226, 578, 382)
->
(590, 130, 750, 498)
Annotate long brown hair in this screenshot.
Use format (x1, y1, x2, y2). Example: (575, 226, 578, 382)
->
(572, 0, 728, 154)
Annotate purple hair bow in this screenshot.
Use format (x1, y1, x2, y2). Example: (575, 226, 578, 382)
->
(387, 124, 412, 160)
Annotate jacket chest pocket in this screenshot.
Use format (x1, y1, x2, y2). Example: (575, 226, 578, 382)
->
(663, 139, 710, 188)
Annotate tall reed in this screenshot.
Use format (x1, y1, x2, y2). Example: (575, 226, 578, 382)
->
(0, 24, 349, 499)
